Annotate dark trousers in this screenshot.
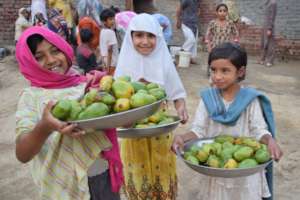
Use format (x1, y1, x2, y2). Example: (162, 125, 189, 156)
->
(88, 170, 121, 200)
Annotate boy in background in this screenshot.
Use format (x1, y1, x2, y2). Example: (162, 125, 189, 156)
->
(100, 8, 119, 75)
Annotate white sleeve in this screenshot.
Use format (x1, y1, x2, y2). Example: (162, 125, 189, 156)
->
(190, 99, 209, 139)
(163, 64, 186, 100)
(248, 98, 272, 140)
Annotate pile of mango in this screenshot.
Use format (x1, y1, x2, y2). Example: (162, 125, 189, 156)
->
(133, 109, 176, 128)
(51, 75, 166, 121)
(184, 135, 271, 169)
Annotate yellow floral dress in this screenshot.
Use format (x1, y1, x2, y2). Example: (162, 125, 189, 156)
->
(121, 133, 177, 200)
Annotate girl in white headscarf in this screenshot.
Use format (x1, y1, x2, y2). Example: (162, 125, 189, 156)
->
(115, 13, 188, 200)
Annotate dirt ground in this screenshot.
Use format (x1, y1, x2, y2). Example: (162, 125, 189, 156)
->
(0, 52, 299, 200)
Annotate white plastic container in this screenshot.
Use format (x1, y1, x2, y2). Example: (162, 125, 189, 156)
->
(178, 51, 192, 68)
(169, 46, 181, 59)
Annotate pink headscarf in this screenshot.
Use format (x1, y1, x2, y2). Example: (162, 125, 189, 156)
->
(16, 26, 124, 192)
(115, 11, 137, 30)
(16, 26, 83, 89)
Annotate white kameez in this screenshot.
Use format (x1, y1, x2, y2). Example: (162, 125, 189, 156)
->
(181, 24, 198, 59)
(190, 97, 271, 200)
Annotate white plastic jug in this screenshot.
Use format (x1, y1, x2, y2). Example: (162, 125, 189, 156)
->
(178, 51, 191, 68)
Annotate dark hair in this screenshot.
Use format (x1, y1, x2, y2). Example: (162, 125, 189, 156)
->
(100, 8, 115, 22)
(216, 3, 228, 11)
(110, 6, 120, 14)
(27, 34, 44, 55)
(80, 28, 93, 43)
(208, 42, 247, 80)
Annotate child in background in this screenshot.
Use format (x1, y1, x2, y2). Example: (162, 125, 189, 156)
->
(15, 26, 123, 200)
(15, 7, 31, 43)
(115, 13, 188, 200)
(205, 3, 239, 53)
(76, 28, 99, 74)
(172, 42, 282, 200)
(100, 8, 119, 75)
(153, 13, 173, 45)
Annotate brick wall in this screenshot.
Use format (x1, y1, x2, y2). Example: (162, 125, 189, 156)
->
(1, 0, 299, 58)
(0, 0, 31, 44)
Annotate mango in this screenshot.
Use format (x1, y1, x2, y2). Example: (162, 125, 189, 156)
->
(130, 93, 156, 108)
(84, 89, 100, 106)
(211, 142, 222, 156)
(100, 93, 116, 105)
(207, 155, 221, 168)
(202, 143, 214, 154)
(158, 117, 175, 125)
(242, 138, 261, 151)
(196, 149, 209, 163)
(148, 88, 166, 100)
(116, 75, 131, 82)
(224, 158, 238, 169)
(67, 100, 83, 121)
(146, 83, 159, 90)
(99, 75, 113, 92)
(260, 144, 268, 151)
(147, 122, 157, 127)
(255, 149, 271, 163)
(233, 146, 254, 162)
(222, 141, 234, 149)
(135, 124, 149, 128)
(186, 155, 199, 165)
(137, 89, 148, 94)
(183, 151, 193, 160)
(112, 80, 134, 99)
(136, 117, 149, 124)
(114, 98, 130, 112)
(238, 158, 258, 168)
(220, 147, 235, 162)
(131, 81, 147, 92)
(77, 102, 109, 120)
(215, 135, 235, 144)
(52, 99, 72, 120)
(148, 111, 165, 123)
(189, 145, 201, 156)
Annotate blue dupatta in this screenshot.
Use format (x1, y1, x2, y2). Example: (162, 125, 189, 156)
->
(201, 87, 274, 200)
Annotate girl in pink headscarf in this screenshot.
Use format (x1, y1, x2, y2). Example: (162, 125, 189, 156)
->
(15, 26, 123, 200)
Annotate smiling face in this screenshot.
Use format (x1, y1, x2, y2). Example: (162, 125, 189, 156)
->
(216, 5, 228, 20)
(33, 39, 69, 74)
(210, 59, 245, 91)
(132, 31, 157, 56)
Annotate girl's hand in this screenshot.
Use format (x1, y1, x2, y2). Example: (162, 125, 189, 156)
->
(174, 99, 189, 124)
(267, 137, 283, 162)
(172, 135, 185, 153)
(41, 101, 85, 138)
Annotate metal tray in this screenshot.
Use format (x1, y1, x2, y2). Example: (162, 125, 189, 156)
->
(69, 99, 164, 132)
(117, 116, 181, 138)
(177, 138, 272, 178)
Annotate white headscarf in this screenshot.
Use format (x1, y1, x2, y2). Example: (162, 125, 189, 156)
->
(115, 14, 186, 100)
(31, 0, 47, 22)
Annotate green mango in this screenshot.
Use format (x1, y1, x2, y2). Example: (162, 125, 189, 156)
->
(186, 155, 199, 165)
(233, 146, 254, 162)
(116, 75, 131, 82)
(100, 93, 116, 105)
(99, 75, 113, 92)
(113, 98, 130, 112)
(67, 100, 83, 121)
(211, 142, 222, 156)
(146, 82, 159, 90)
(215, 135, 235, 144)
(222, 141, 234, 149)
(136, 117, 149, 124)
(137, 89, 148, 94)
(148, 111, 165, 123)
(84, 89, 100, 106)
(238, 158, 258, 168)
(196, 149, 209, 163)
(242, 138, 261, 151)
(130, 93, 156, 108)
(112, 80, 135, 99)
(52, 99, 72, 121)
(148, 88, 166, 100)
(220, 147, 235, 162)
(255, 149, 271, 164)
(260, 144, 268, 151)
(183, 151, 193, 160)
(77, 102, 109, 120)
(189, 145, 201, 156)
(135, 124, 149, 128)
(202, 143, 214, 154)
(131, 81, 147, 92)
(158, 117, 175, 125)
(207, 155, 221, 168)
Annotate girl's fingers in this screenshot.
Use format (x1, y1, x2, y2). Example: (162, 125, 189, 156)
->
(59, 123, 77, 135)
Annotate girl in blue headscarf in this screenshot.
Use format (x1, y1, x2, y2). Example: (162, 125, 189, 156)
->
(172, 42, 282, 200)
